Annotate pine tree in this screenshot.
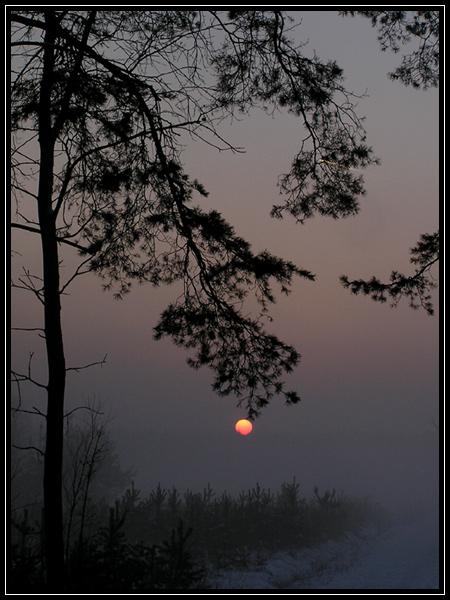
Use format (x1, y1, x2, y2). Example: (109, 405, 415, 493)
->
(11, 10, 393, 589)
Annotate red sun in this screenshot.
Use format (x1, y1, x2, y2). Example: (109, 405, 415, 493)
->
(235, 419, 253, 435)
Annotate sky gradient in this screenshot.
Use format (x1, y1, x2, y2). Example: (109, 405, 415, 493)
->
(11, 10, 439, 514)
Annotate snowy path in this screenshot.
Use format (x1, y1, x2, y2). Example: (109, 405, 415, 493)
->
(289, 516, 440, 590)
(208, 514, 440, 590)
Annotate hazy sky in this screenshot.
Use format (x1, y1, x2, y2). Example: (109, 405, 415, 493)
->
(11, 10, 439, 513)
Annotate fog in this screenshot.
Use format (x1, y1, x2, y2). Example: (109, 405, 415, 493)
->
(110, 424, 439, 514)
(11, 10, 439, 536)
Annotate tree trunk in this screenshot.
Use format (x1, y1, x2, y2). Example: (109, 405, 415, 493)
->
(40, 210, 66, 591)
(38, 11, 66, 591)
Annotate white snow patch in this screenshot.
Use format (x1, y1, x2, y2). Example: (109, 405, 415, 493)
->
(206, 514, 440, 590)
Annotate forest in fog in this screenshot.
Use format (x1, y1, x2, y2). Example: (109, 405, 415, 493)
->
(11, 411, 387, 591)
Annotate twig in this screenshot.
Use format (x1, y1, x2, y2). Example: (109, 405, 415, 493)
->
(11, 352, 47, 389)
(12, 444, 44, 457)
(64, 404, 105, 419)
(66, 354, 107, 373)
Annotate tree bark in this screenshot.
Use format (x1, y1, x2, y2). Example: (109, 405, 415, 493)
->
(38, 11, 66, 591)
(40, 208, 66, 592)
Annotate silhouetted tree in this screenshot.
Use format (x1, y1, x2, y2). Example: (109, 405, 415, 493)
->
(340, 10, 439, 314)
(63, 399, 115, 561)
(11, 10, 412, 589)
(340, 231, 439, 315)
(341, 10, 439, 90)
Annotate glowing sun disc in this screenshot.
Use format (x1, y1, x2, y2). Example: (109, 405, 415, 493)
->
(235, 419, 253, 435)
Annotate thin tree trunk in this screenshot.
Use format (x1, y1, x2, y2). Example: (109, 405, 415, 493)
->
(38, 11, 66, 591)
(41, 217, 66, 591)
(35, 11, 98, 589)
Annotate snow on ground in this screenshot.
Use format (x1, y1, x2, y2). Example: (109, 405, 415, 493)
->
(206, 513, 440, 590)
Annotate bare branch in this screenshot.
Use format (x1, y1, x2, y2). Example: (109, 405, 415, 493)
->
(12, 267, 45, 304)
(10, 405, 46, 418)
(11, 352, 47, 389)
(65, 354, 107, 374)
(11, 223, 92, 254)
(12, 444, 45, 457)
(11, 326, 45, 334)
(63, 404, 105, 419)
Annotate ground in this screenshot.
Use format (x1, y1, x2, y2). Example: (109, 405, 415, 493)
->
(206, 512, 440, 590)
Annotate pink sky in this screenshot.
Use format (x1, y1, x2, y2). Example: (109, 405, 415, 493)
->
(11, 11, 439, 511)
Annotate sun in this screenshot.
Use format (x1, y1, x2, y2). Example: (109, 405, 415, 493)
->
(235, 419, 253, 435)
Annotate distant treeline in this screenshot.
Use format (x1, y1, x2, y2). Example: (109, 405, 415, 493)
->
(120, 479, 382, 558)
(10, 478, 385, 592)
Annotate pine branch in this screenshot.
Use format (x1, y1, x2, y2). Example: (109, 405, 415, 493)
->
(341, 231, 439, 315)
